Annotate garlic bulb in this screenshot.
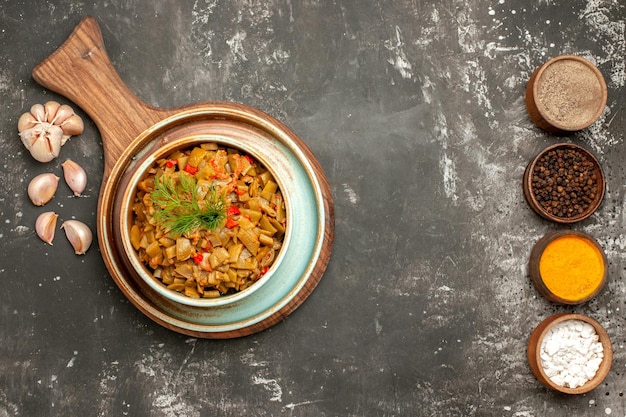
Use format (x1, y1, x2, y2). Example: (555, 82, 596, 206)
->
(35, 211, 58, 244)
(19, 123, 63, 163)
(61, 159, 87, 196)
(27, 173, 59, 206)
(61, 220, 92, 255)
(18, 101, 84, 162)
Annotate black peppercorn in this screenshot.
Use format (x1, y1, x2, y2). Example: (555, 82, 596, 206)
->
(530, 148, 599, 219)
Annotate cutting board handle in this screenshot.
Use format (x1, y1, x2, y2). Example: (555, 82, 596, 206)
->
(32, 16, 173, 176)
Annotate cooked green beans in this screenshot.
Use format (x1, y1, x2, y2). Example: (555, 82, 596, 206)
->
(130, 143, 286, 298)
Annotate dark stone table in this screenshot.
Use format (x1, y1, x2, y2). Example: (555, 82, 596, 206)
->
(0, 1, 624, 416)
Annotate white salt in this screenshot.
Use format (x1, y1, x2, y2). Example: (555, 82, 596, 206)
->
(539, 319, 604, 389)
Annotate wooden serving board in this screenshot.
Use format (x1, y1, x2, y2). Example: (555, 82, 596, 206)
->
(31, 16, 334, 338)
(32, 17, 174, 180)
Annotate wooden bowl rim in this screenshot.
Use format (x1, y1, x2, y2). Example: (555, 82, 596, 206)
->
(528, 230, 608, 305)
(528, 313, 612, 394)
(530, 54, 607, 132)
(522, 142, 605, 224)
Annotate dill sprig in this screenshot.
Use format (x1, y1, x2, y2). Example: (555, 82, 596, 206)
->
(150, 173, 226, 236)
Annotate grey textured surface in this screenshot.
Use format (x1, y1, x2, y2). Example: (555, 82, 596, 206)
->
(0, 1, 625, 416)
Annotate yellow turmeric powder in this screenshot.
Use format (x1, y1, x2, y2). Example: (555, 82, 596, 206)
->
(539, 235, 605, 302)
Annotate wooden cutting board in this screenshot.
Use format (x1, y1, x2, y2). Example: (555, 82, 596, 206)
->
(31, 16, 335, 338)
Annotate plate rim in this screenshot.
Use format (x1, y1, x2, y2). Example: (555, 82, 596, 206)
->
(97, 103, 334, 338)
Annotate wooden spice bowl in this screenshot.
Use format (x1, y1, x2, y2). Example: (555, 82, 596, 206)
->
(528, 313, 612, 394)
(526, 55, 607, 133)
(522, 143, 605, 224)
(528, 230, 608, 305)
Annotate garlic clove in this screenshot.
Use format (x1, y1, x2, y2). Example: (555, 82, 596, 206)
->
(53, 104, 75, 124)
(60, 113, 84, 136)
(17, 112, 38, 133)
(35, 211, 58, 245)
(27, 173, 60, 206)
(61, 220, 92, 255)
(30, 103, 45, 122)
(22, 125, 63, 162)
(44, 101, 61, 123)
(61, 159, 87, 196)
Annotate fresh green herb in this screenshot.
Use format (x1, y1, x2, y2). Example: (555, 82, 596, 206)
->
(150, 173, 225, 236)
